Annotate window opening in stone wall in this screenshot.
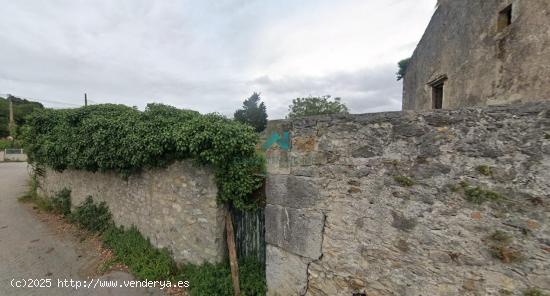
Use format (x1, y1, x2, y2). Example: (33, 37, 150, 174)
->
(498, 4, 513, 31)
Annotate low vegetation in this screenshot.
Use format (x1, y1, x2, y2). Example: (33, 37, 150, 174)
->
(181, 257, 266, 296)
(22, 184, 266, 295)
(103, 225, 177, 280)
(50, 188, 72, 217)
(70, 196, 112, 233)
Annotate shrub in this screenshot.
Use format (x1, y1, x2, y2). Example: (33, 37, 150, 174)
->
(180, 257, 266, 296)
(50, 188, 72, 217)
(70, 196, 112, 233)
(102, 225, 176, 280)
(21, 104, 265, 210)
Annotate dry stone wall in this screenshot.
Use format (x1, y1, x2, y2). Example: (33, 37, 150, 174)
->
(39, 160, 226, 265)
(265, 102, 550, 296)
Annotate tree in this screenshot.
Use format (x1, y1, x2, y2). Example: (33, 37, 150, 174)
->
(0, 95, 43, 138)
(287, 95, 348, 119)
(396, 57, 411, 81)
(234, 92, 268, 133)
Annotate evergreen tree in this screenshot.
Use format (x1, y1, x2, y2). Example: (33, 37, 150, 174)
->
(234, 93, 268, 133)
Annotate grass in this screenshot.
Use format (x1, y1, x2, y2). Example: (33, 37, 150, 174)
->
(103, 225, 177, 280)
(18, 177, 54, 211)
(393, 175, 415, 187)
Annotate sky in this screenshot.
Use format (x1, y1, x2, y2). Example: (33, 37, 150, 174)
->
(0, 0, 437, 119)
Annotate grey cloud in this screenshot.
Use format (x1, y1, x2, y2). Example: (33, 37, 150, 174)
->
(249, 64, 403, 118)
(0, 0, 434, 117)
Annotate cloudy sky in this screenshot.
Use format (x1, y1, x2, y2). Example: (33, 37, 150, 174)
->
(0, 0, 436, 119)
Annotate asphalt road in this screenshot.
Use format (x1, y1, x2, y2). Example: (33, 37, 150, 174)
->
(0, 162, 162, 296)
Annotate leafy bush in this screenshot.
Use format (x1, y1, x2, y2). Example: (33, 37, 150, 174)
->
(21, 103, 265, 210)
(180, 257, 266, 296)
(50, 188, 71, 217)
(71, 196, 112, 233)
(102, 225, 176, 280)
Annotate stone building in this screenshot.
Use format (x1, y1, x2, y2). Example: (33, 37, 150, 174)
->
(403, 0, 550, 110)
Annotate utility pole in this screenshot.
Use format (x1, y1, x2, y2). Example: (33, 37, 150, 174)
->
(8, 98, 14, 136)
(84, 93, 88, 106)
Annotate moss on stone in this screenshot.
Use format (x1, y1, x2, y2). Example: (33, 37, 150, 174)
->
(489, 230, 511, 243)
(524, 288, 547, 296)
(477, 165, 493, 176)
(393, 175, 415, 187)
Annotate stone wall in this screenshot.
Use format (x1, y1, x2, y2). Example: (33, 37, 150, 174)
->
(264, 102, 550, 295)
(39, 160, 226, 265)
(403, 0, 550, 110)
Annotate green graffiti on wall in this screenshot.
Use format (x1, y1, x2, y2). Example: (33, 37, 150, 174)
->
(262, 132, 290, 151)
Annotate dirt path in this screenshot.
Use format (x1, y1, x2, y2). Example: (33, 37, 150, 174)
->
(0, 162, 163, 296)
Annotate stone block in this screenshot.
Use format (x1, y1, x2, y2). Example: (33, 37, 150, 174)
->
(266, 244, 310, 296)
(266, 174, 320, 208)
(265, 204, 324, 259)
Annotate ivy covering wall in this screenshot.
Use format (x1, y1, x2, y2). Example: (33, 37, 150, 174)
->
(22, 103, 264, 210)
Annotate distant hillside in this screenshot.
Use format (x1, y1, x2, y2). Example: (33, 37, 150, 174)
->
(0, 95, 44, 138)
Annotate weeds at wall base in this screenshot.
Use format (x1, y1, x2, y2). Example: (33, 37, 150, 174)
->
(21, 181, 267, 295)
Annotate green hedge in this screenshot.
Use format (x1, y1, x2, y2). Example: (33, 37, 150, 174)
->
(21, 103, 264, 210)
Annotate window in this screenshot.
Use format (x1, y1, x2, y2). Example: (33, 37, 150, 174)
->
(432, 83, 444, 109)
(498, 4, 513, 31)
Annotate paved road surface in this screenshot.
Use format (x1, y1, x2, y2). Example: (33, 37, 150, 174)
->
(0, 162, 162, 296)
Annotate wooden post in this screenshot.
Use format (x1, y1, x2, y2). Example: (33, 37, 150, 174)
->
(84, 93, 88, 106)
(226, 211, 241, 296)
